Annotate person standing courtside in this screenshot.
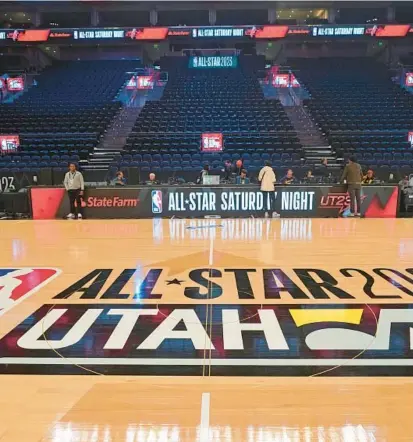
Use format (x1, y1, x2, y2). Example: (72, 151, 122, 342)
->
(64, 163, 84, 219)
(341, 156, 363, 217)
(258, 160, 279, 218)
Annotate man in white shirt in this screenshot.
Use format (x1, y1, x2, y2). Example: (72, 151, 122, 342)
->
(63, 163, 85, 219)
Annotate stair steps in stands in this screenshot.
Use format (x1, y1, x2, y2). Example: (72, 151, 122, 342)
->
(84, 106, 142, 170)
(284, 106, 329, 148)
(279, 92, 341, 168)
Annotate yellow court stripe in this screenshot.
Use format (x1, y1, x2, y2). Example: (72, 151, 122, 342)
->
(289, 309, 364, 327)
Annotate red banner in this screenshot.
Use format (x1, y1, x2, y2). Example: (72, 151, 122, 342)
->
(273, 73, 300, 88)
(137, 75, 154, 89)
(201, 133, 223, 152)
(7, 77, 24, 91)
(13, 29, 51, 42)
(253, 26, 289, 39)
(127, 27, 169, 40)
(0, 135, 20, 153)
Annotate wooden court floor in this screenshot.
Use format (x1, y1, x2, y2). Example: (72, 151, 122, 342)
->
(0, 218, 412, 441)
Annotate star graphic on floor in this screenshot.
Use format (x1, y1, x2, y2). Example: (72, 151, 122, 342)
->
(166, 278, 185, 285)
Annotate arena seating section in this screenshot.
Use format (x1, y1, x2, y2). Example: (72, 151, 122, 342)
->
(3, 55, 412, 179)
(120, 56, 302, 173)
(0, 60, 139, 172)
(292, 57, 413, 178)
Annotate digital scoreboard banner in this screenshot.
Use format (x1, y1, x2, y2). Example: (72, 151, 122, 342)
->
(189, 56, 238, 68)
(310, 26, 365, 37)
(0, 24, 412, 45)
(30, 185, 398, 219)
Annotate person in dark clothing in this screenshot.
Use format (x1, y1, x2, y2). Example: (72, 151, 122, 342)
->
(234, 159, 243, 176)
(362, 169, 375, 185)
(236, 169, 250, 185)
(340, 156, 363, 217)
(112, 170, 127, 186)
(223, 160, 232, 180)
(197, 164, 210, 184)
(281, 169, 296, 185)
(304, 170, 316, 183)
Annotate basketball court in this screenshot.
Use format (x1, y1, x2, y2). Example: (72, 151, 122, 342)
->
(0, 218, 412, 441)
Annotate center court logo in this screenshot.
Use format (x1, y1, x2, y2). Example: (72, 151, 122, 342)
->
(1, 266, 413, 375)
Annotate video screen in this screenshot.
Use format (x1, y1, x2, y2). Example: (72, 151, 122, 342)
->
(273, 73, 300, 88)
(408, 131, 413, 146)
(137, 75, 154, 90)
(201, 133, 223, 152)
(405, 72, 413, 87)
(0, 135, 20, 153)
(126, 75, 154, 90)
(125, 76, 137, 90)
(7, 77, 24, 92)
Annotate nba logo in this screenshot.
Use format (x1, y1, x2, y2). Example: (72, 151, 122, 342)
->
(0, 268, 60, 316)
(151, 190, 163, 214)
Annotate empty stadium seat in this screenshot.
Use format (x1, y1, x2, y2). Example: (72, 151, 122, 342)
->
(292, 57, 413, 170)
(0, 60, 142, 169)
